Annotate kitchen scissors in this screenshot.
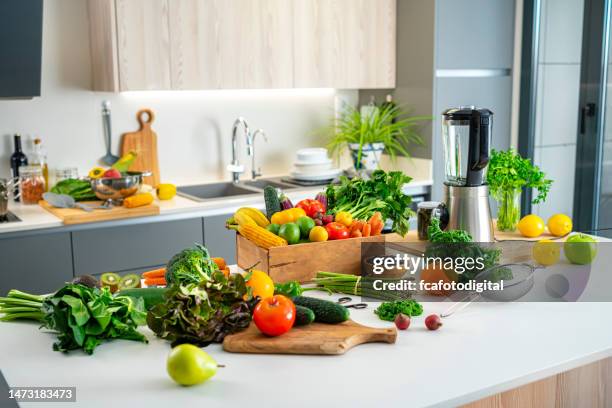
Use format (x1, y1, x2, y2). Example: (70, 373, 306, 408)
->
(336, 296, 367, 309)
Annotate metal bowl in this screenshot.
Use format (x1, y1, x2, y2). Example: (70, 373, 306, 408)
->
(90, 171, 150, 202)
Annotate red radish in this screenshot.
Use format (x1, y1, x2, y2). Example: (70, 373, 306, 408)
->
(425, 314, 442, 330)
(394, 313, 411, 330)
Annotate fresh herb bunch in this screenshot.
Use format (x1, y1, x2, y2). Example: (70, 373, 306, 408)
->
(313, 272, 413, 301)
(486, 149, 552, 204)
(326, 103, 430, 163)
(374, 300, 423, 321)
(42, 284, 148, 354)
(425, 218, 503, 282)
(165, 244, 220, 285)
(325, 170, 414, 236)
(147, 271, 252, 347)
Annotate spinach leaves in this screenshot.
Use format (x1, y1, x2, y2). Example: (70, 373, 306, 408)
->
(50, 179, 96, 201)
(42, 284, 147, 355)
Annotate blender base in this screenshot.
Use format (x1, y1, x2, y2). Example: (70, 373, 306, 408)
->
(443, 184, 494, 242)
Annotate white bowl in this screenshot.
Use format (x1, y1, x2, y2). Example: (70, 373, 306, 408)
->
(290, 168, 342, 181)
(296, 148, 329, 164)
(293, 160, 333, 173)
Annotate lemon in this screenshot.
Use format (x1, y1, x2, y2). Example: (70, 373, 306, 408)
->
(547, 214, 572, 237)
(167, 344, 218, 386)
(532, 239, 560, 265)
(518, 214, 545, 238)
(156, 183, 177, 200)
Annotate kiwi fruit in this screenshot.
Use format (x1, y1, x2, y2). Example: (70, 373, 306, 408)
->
(100, 272, 121, 293)
(118, 274, 141, 290)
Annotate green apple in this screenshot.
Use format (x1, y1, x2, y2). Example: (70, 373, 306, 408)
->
(564, 233, 598, 265)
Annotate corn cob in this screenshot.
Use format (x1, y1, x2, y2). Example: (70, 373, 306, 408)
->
(233, 210, 257, 227)
(229, 223, 287, 249)
(237, 207, 270, 227)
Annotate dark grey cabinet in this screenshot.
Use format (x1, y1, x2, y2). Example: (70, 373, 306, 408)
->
(72, 218, 204, 276)
(0, 0, 43, 98)
(436, 0, 515, 69)
(203, 214, 236, 265)
(0, 232, 73, 296)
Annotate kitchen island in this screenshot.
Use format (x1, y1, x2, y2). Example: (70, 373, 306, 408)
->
(1, 291, 611, 408)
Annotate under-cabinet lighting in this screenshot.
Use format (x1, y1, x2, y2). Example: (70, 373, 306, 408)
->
(119, 88, 337, 99)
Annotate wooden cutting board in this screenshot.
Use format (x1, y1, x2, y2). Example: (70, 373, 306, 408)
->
(40, 200, 159, 225)
(223, 320, 397, 355)
(120, 109, 160, 186)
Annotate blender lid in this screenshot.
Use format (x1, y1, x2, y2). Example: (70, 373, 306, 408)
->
(442, 106, 493, 119)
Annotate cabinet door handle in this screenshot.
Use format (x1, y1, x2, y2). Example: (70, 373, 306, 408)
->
(580, 103, 596, 134)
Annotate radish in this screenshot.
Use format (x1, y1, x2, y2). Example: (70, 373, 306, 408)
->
(394, 313, 411, 330)
(425, 314, 442, 331)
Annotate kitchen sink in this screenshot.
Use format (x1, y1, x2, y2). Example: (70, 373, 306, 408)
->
(244, 179, 298, 190)
(177, 182, 258, 201)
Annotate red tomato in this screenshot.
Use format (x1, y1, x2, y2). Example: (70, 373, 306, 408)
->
(325, 222, 350, 240)
(295, 199, 325, 218)
(252, 295, 296, 336)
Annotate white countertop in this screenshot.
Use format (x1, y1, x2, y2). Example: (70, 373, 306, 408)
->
(1, 293, 611, 408)
(0, 179, 433, 235)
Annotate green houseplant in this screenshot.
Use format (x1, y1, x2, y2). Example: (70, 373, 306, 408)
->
(486, 149, 553, 231)
(326, 103, 431, 170)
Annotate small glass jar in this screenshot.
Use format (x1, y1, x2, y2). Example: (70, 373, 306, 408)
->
(55, 167, 79, 182)
(417, 201, 443, 240)
(20, 166, 45, 205)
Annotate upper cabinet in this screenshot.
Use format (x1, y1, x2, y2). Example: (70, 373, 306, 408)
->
(169, 0, 293, 89)
(88, 0, 396, 91)
(293, 0, 396, 89)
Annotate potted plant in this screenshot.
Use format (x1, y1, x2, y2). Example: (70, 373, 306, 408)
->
(326, 103, 430, 171)
(486, 149, 553, 231)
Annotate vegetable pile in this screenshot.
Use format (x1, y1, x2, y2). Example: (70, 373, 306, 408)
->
(146, 271, 252, 347)
(325, 170, 414, 236)
(1, 284, 148, 355)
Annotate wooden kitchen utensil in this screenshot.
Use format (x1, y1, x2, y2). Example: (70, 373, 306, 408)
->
(120, 109, 160, 186)
(39, 200, 159, 225)
(223, 320, 396, 355)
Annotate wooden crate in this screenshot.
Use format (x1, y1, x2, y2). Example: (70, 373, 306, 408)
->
(236, 233, 387, 283)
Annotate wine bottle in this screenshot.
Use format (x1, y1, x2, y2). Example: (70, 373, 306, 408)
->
(10, 134, 28, 202)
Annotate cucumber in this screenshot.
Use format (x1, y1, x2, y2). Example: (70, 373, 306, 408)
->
(292, 296, 349, 324)
(294, 305, 315, 326)
(263, 186, 281, 219)
(116, 287, 167, 310)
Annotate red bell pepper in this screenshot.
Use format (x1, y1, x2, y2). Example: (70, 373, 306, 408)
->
(295, 199, 326, 218)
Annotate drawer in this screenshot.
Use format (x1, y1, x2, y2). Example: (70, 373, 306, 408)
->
(72, 218, 203, 276)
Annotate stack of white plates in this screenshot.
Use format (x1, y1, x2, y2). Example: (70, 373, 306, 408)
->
(290, 148, 342, 181)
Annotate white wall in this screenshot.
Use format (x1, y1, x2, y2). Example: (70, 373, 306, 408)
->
(0, 0, 336, 186)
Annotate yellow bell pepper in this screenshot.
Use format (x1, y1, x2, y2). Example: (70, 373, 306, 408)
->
(270, 207, 307, 225)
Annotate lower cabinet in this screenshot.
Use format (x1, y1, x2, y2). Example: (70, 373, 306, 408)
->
(72, 218, 204, 276)
(0, 232, 73, 296)
(203, 214, 237, 265)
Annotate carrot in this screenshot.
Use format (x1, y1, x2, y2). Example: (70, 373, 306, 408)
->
(144, 277, 166, 286)
(368, 212, 384, 235)
(351, 229, 362, 238)
(212, 257, 226, 270)
(362, 223, 371, 237)
(350, 220, 365, 233)
(142, 268, 166, 279)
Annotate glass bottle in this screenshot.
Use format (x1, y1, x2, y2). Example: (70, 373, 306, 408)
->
(9, 134, 28, 202)
(30, 138, 49, 191)
(19, 166, 45, 205)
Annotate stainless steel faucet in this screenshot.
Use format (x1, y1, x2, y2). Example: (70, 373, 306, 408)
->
(251, 129, 268, 180)
(227, 117, 252, 183)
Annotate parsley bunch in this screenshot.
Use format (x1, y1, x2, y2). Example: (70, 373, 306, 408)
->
(486, 149, 552, 204)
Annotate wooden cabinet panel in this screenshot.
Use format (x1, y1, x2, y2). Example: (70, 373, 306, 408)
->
(115, 0, 172, 90)
(293, 0, 396, 89)
(0, 232, 73, 296)
(169, 0, 293, 89)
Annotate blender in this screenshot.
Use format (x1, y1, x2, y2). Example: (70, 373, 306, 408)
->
(441, 106, 494, 242)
